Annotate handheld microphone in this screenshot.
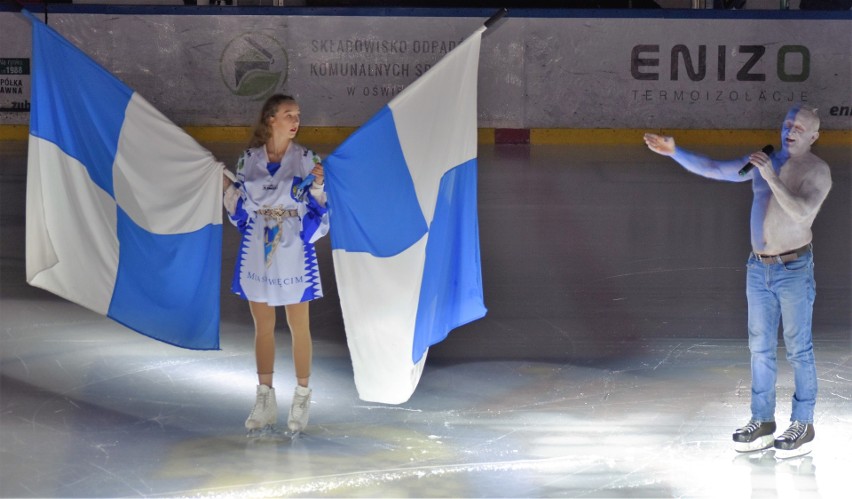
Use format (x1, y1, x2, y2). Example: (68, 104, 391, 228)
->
(738, 145, 774, 176)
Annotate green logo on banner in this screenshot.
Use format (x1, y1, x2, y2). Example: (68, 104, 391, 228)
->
(220, 34, 288, 101)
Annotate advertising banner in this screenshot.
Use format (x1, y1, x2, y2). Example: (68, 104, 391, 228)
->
(0, 58, 30, 113)
(0, 12, 31, 115)
(1, 11, 849, 130)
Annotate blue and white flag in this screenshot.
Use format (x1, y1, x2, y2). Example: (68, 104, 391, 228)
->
(325, 26, 488, 404)
(25, 12, 224, 350)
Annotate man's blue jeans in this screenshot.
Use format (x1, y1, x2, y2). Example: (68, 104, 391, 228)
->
(746, 250, 817, 424)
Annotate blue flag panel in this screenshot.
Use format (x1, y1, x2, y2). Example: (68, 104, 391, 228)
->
(30, 16, 131, 197)
(412, 159, 486, 363)
(325, 106, 428, 257)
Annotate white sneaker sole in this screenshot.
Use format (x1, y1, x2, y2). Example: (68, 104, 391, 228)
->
(733, 435, 774, 453)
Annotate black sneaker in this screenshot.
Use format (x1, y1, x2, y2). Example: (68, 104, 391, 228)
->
(732, 420, 776, 452)
(774, 421, 814, 459)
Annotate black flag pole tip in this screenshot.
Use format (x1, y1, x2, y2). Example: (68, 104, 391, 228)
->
(484, 8, 508, 29)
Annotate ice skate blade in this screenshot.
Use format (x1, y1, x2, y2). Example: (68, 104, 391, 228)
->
(245, 425, 278, 438)
(774, 442, 812, 460)
(733, 435, 774, 453)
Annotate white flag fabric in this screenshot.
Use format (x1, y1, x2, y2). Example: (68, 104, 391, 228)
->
(25, 12, 223, 350)
(324, 26, 488, 404)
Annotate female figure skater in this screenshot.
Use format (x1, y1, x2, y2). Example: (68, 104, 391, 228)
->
(222, 94, 328, 433)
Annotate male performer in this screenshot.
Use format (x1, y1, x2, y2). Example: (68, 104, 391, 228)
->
(644, 105, 832, 458)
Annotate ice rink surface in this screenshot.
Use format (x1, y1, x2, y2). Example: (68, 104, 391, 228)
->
(1, 140, 849, 498)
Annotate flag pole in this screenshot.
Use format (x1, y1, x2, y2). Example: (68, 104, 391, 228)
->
(484, 8, 508, 30)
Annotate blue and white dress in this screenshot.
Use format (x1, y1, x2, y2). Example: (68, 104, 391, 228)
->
(225, 143, 328, 306)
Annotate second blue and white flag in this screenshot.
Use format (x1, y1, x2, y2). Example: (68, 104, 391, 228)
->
(325, 26, 488, 404)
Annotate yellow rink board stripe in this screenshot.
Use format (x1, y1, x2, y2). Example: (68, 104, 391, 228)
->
(2, 125, 849, 146)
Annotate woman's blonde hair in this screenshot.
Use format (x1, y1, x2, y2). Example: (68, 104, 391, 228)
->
(248, 94, 297, 149)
